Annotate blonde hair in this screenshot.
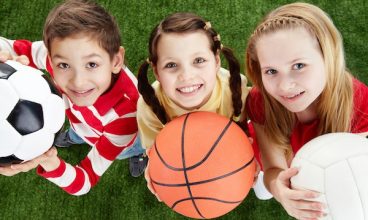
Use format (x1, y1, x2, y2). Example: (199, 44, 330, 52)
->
(246, 2, 353, 154)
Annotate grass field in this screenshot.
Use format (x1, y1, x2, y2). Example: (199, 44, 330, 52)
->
(0, 0, 367, 219)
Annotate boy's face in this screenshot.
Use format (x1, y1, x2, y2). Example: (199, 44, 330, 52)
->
(49, 35, 123, 106)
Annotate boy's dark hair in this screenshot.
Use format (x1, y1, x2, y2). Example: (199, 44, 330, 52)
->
(138, 12, 242, 124)
(43, 0, 121, 59)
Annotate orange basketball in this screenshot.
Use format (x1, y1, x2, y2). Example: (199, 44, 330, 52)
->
(148, 111, 255, 219)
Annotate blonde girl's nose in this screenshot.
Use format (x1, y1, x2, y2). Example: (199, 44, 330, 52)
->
(278, 75, 296, 91)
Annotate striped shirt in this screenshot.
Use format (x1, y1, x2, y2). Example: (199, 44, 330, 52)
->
(0, 37, 139, 195)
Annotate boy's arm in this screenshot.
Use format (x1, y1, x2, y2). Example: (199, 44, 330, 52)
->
(0, 37, 49, 70)
(36, 113, 138, 196)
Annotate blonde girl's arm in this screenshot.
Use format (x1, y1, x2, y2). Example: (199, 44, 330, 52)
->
(253, 122, 326, 219)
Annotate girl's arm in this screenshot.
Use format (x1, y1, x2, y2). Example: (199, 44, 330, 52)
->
(253, 122, 326, 219)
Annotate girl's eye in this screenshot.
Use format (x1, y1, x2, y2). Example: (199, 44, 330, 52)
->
(87, 62, 98, 68)
(165, 62, 177, 68)
(265, 69, 277, 75)
(194, 57, 206, 64)
(57, 63, 69, 69)
(293, 63, 305, 70)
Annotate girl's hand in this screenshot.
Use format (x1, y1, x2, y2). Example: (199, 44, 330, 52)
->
(144, 160, 162, 202)
(0, 50, 30, 65)
(275, 167, 326, 220)
(0, 147, 58, 176)
(144, 148, 162, 201)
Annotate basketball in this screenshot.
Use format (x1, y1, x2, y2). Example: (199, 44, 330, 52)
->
(291, 133, 368, 219)
(148, 111, 255, 219)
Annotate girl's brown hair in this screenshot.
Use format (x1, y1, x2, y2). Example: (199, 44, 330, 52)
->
(138, 12, 242, 124)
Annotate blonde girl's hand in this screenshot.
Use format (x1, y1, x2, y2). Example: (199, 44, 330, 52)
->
(0, 50, 30, 65)
(0, 147, 58, 176)
(275, 167, 326, 220)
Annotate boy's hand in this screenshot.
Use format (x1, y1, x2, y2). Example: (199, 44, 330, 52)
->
(0, 50, 30, 65)
(0, 147, 58, 176)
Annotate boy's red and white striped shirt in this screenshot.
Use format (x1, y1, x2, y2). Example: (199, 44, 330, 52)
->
(0, 37, 139, 195)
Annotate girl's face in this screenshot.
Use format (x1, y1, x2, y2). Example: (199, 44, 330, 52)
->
(153, 31, 220, 110)
(256, 28, 326, 121)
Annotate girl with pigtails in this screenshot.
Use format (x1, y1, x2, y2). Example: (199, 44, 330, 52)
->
(136, 12, 269, 199)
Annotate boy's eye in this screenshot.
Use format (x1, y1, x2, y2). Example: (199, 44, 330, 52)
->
(265, 69, 277, 75)
(293, 63, 305, 70)
(194, 57, 206, 64)
(86, 62, 98, 68)
(57, 63, 69, 69)
(165, 62, 177, 68)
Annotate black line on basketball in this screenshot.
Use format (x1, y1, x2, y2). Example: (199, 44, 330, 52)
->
(151, 157, 254, 187)
(171, 196, 243, 209)
(154, 116, 233, 171)
(181, 113, 204, 218)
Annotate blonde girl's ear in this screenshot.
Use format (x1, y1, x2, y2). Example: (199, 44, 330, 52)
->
(112, 46, 125, 74)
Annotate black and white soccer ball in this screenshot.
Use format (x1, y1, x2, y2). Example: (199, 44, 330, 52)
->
(0, 60, 65, 166)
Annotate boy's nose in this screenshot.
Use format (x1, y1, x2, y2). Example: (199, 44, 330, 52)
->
(71, 72, 86, 87)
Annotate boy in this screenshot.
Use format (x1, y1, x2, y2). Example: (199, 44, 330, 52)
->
(0, 0, 147, 195)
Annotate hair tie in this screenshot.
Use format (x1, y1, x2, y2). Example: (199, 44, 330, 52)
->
(146, 58, 152, 65)
(204, 21, 212, 30)
(232, 115, 240, 122)
(214, 34, 221, 42)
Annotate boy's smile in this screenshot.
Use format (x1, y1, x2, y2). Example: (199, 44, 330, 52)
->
(49, 34, 121, 106)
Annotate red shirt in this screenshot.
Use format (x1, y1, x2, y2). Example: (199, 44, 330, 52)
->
(246, 78, 368, 155)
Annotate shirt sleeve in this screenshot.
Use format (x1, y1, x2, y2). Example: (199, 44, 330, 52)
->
(136, 97, 164, 149)
(0, 37, 50, 71)
(351, 78, 368, 133)
(37, 110, 138, 196)
(245, 87, 265, 124)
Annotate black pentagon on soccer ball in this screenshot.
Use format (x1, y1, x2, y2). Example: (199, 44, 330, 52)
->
(7, 100, 44, 135)
(0, 155, 23, 167)
(0, 62, 17, 79)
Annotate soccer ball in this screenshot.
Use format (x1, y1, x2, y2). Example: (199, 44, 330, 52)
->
(0, 61, 65, 166)
(291, 133, 368, 220)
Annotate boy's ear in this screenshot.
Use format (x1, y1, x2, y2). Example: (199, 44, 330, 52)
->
(112, 46, 125, 74)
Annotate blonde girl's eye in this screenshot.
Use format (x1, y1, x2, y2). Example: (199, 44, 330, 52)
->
(165, 62, 177, 68)
(86, 62, 98, 69)
(57, 63, 69, 69)
(265, 68, 277, 75)
(194, 57, 206, 64)
(293, 63, 305, 70)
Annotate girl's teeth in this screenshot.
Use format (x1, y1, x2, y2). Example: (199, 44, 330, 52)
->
(179, 85, 200, 93)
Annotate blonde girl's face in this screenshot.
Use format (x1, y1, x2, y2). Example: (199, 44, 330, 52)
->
(153, 32, 220, 110)
(256, 28, 326, 122)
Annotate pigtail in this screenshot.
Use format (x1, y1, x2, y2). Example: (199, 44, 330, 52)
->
(220, 46, 242, 119)
(137, 60, 168, 124)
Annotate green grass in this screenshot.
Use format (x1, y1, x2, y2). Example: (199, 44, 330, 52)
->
(0, 0, 367, 219)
